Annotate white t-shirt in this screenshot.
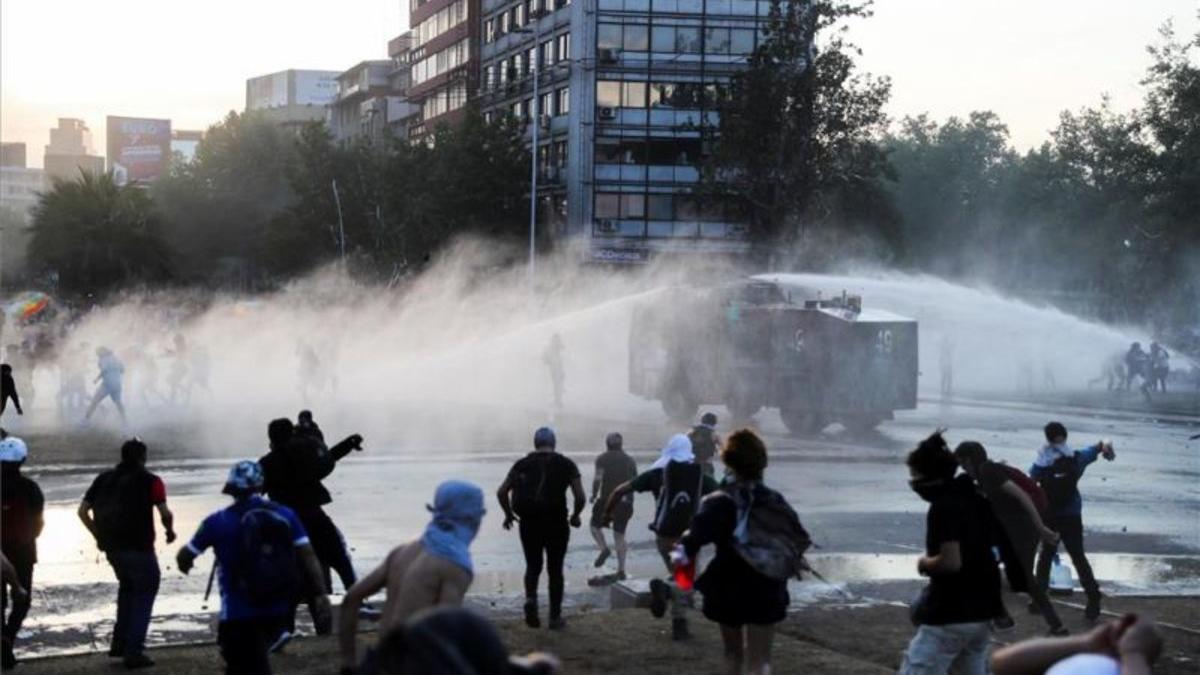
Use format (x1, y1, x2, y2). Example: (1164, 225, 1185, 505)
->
(1047, 653, 1120, 675)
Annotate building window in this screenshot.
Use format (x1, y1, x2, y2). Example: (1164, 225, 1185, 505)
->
(595, 193, 620, 219)
(556, 33, 570, 61)
(596, 81, 621, 107)
(500, 12, 510, 34)
(511, 102, 522, 119)
(705, 27, 731, 55)
(622, 81, 647, 108)
(553, 140, 567, 167)
(676, 27, 702, 53)
(648, 194, 674, 220)
(521, 98, 531, 120)
(414, 0, 467, 47)
(731, 28, 755, 55)
(624, 24, 649, 51)
(484, 64, 496, 90)
(411, 38, 471, 85)
(541, 40, 554, 67)
(598, 24, 622, 51)
(485, 18, 496, 43)
(540, 92, 553, 117)
(527, 46, 537, 72)
(556, 87, 570, 115)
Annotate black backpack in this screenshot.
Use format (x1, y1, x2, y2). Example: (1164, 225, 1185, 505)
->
(91, 469, 150, 550)
(652, 462, 704, 538)
(689, 426, 718, 464)
(235, 505, 300, 607)
(1037, 454, 1081, 509)
(511, 455, 552, 519)
(727, 484, 812, 581)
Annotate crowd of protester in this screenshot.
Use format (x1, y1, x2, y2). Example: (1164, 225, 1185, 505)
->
(0, 410, 1170, 674)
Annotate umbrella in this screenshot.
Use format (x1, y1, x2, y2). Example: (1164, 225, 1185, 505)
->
(4, 291, 51, 322)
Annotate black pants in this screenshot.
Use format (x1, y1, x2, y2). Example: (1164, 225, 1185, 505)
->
(1, 547, 34, 643)
(218, 616, 284, 675)
(518, 517, 569, 618)
(106, 550, 161, 658)
(1036, 514, 1099, 597)
(997, 520, 1063, 629)
(296, 507, 356, 592)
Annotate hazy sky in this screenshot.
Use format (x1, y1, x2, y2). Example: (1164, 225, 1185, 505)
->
(1, 0, 1196, 166)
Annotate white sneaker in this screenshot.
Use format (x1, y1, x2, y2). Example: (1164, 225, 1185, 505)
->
(268, 630, 292, 654)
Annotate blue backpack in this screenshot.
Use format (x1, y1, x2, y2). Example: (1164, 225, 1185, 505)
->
(235, 505, 300, 607)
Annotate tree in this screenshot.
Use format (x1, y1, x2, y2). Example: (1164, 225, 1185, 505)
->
(702, 0, 894, 256)
(153, 111, 296, 285)
(29, 172, 173, 295)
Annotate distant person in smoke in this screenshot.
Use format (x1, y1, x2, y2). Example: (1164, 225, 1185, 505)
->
(939, 336, 955, 398)
(5, 345, 34, 413)
(165, 333, 190, 405)
(1148, 341, 1170, 393)
(296, 342, 335, 404)
(57, 342, 91, 416)
(296, 409, 324, 443)
(338, 480, 485, 674)
(954, 441, 1066, 635)
(542, 334, 565, 409)
(497, 427, 585, 630)
(1, 436, 44, 670)
(1087, 353, 1125, 392)
(589, 432, 637, 579)
(1030, 422, 1115, 623)
(0, 364, 22, 419)
(77, 439, 176, 669)
(606, 433, 720, 641)
(258, 415, 364, 636)
(1122, 342, 1148, 392)
(84, 347, 128, 425)
(689, 412, 720, 478)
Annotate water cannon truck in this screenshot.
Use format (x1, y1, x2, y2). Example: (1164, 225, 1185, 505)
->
(628, 278, 918, 433)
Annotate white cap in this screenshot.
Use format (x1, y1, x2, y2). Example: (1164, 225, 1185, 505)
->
(0, 437, 28, 463)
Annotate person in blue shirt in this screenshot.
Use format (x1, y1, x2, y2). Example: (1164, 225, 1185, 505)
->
(176, 461, 330, 675)
(1029, 422, 1116, 623)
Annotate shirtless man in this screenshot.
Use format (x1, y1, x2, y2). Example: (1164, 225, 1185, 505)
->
(338, 480, 485, 674)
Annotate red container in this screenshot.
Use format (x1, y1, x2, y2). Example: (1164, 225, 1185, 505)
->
(674, 559, 696, 591)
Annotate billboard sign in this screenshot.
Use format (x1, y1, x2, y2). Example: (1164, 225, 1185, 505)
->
(106, 116, 171, 185)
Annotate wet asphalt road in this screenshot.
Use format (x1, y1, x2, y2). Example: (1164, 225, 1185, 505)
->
(10, 394, 1200, 655)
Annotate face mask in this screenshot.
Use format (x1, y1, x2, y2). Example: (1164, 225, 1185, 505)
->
(910, 479, 947, 502)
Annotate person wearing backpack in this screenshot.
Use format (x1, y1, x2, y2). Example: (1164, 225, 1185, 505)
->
(689, 412, 720, 478)
(604, 433, 720, 640)
(1029, 422, 1115, 623)
(77, 438, 176, 669)
(176, 461, 330, 675)
(672, 429, 808, 675)
(954, 441, 1066, 635)
(496, 427, 585, 630)
(1, 436, 42, 670)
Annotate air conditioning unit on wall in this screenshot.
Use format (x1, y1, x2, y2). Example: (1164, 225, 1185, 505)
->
(598, 106, 616, 120)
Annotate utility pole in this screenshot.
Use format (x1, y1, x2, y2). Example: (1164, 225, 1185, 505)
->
(331, 179, 346, 263)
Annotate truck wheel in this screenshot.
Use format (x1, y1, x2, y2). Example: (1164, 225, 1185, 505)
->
(661, 389, 699, 423)
(781, 409, 825, 436)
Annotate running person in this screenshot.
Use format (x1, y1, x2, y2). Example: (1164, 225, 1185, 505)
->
(589, 433, 637, 579)
(84, 347, 127, 424)
(497, 427, 585, 630)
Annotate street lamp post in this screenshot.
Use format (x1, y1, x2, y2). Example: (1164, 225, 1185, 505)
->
(528, 13, 543, 284)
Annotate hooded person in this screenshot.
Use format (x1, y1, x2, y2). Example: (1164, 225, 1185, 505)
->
(606, 433, 720, 641)
(340, 480, 486, 675)
(1029, 422, 1115, 622)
